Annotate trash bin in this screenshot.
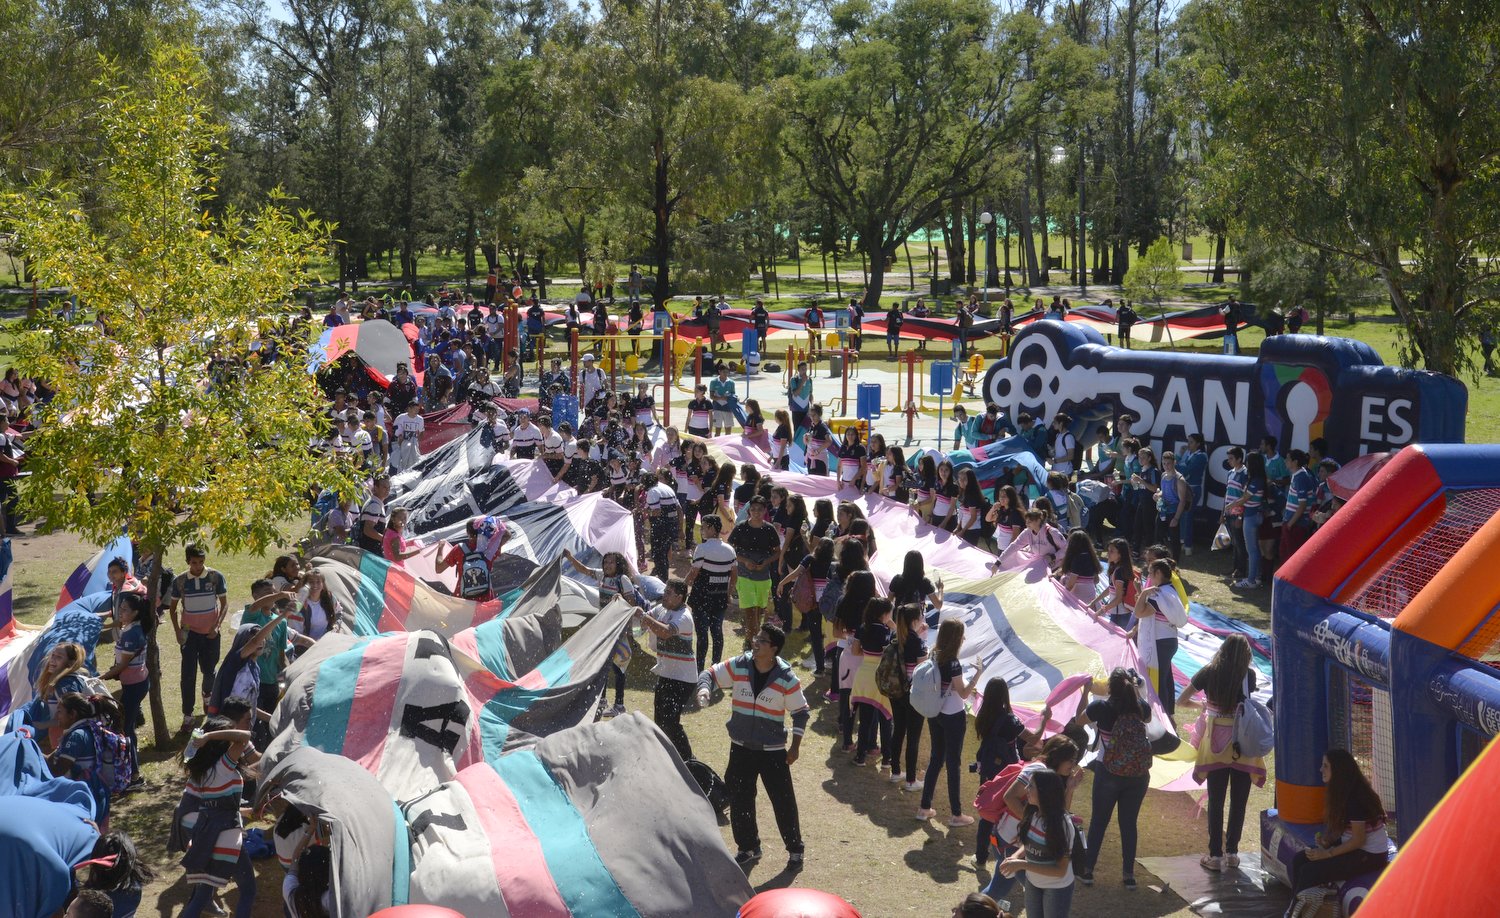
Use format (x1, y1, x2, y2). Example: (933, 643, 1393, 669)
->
(827, 353, 843, 377)
(931, 277, 954, 297)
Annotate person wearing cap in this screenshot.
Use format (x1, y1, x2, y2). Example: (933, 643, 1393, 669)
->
(579, 352, 607, 409)
(510, 409, 542, 459)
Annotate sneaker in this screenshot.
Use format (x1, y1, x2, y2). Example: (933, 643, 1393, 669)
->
(879, 758, 891, 771)
(904, 781, 920, 792)
(823, 691, 838, 703)
(811, 668, 827, 677)
(915, 808, 936, 820)
(605, 703, 627, 718)
(800, 657, 816, 670)
(1077, 870, 1094, 887)
(1224, 853, 1240, 869)
(1200, 855, 1223, 872)
(734, 848, 762, 866)
(1232, 579, 1254, 589)
(889, 772, 905, 784)
(787, 852, 804, 871)
(852, 756, 868, 767)
(947, 814, 975, 828)
(1123, 875, 1137, 890)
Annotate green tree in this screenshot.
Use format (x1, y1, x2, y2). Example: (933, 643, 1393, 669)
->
(1, 46, 354, 745)
(1210, 0, 1500, 376)
(784, 0, 1037, 310)
(1123, 236, 1180, 309)
(547, 0, 776, 307)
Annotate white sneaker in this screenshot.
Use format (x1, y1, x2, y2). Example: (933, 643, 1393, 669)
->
(904, 781, 920, 792)
(800, 657, 817, 670)
(889, 772, 905, 784)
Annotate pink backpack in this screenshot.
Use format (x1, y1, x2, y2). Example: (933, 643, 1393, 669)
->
(974, 762, 1027, 822)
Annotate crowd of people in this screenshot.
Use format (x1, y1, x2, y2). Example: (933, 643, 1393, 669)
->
(15, 285, 1380, 918)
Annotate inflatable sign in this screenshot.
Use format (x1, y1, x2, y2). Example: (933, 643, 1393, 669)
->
(981, 322, 1466, 510)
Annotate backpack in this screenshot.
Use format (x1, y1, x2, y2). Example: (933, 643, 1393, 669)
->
(458, 545, 492, 599)
(974, 761, 1027, 822)
(1234, 680, 1275, 759)
(78, 674, 111, 698)
(876, 638, 906, 699)
(1099, 712, 1153, 778)
(791, 569, 817, 615)
(685, 758, 730, 821)
(81, 717, 136, 794)
(908, 659, 945, 718)
(818, 569, 845, 622)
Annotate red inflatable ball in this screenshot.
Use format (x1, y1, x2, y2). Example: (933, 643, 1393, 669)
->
(369, 907, 466, 918)
(738, 887, 862, 918)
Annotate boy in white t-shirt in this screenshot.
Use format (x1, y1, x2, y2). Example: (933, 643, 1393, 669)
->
(635, 577, 697, 761)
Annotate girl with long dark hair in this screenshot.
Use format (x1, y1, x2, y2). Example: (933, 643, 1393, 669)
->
(1054, 530, 1101, 604)
(103, 591, 153, 778)
(986, 484, 1025, 552)
(780, 537, 835, 676)
(957, 468, 987, 546)
(887, 603, 928, 790)
(971, 678, 1034, 868)
(918, 619, 976, 827)
(770, 409, 792, 471)
(913, 454, 939, 519)
(1129, 447, 1161, 552)
(884, 446, 909, 503)
(997, 769, 1077, 917)
(1090, 538, 1138, 629)
(1131, 558, 1186, 717)
(850, 597, 895, 767)
(1238, 451, 1270, 588)
(810, 497, 836, 539)
(833, 569, 878, 752)
(1286, 750, 1389, 906)
(1074, 668, 1153, 888)
(1178, 634, 1264, 872)
(890, 549, 943, 610)
(932, 460, 959, 531)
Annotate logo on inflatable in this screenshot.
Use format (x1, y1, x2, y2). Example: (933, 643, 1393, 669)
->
(982, 322, 1466, 509)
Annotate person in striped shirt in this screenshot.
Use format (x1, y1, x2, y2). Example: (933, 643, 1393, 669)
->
(168, 545, 229, 731)
(697, 623, 809, 871)
(637, 577, 697, 761)
(687, 516, 738, 672)
(509, 408, 543, 459)
(170, 700, 258, 918)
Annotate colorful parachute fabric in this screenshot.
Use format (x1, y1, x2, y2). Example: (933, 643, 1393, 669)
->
(0, 731, 102, 918)
(1015, 302, 1250, 343)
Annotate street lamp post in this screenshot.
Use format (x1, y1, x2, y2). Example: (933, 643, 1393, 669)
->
(979, 211, 994, 303)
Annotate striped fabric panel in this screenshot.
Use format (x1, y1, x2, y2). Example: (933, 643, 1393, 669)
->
(304, 640, 372, 755)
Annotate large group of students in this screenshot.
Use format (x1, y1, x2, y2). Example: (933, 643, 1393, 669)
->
(15, 288, 1383, 918)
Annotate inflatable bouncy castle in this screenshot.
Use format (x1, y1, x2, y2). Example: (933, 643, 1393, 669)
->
(1265, 444, 1500, 913)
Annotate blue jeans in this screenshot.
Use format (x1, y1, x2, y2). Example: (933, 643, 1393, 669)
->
(1243, 508, 1263, 583)
(982, 841, 1020, 901)
(1024, 875, 1075, 918)
(1180, 496, 1197, 548)
(920, 710, 967, 815)
(121, 679, 150, 774)
(1085, 768, 1150, 876)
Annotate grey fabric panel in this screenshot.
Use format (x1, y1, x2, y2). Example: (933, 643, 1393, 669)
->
(533, 715, 755, 917)
(257, 745, 399, 918)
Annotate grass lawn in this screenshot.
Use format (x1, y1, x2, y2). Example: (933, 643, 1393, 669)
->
(12, 519, 1275, 917)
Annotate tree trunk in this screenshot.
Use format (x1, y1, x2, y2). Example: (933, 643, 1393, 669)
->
(1077, 141, 1088, 296)
(652, 131, 671, 310)
(1018, 176, 1040, 286)
(1033, 136, 1050, 285)
(860, 226, 889, 312)
(947, 203, 966, 285)
(965, 202, 977, 286)
(464, 210, 478, 279)
(1212, 234, 1227, 284)
(142, 539, 170, 748)
(984, 208, 999, 289)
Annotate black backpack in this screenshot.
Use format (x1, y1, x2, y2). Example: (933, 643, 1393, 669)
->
(686, 758, 729, 822)
(459, 545, 491, 598)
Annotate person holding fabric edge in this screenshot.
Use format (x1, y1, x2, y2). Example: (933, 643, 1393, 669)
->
(635, 577, 698, 762)
(1072, 668, 1154, 889)
(698, 623, 810, 872)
